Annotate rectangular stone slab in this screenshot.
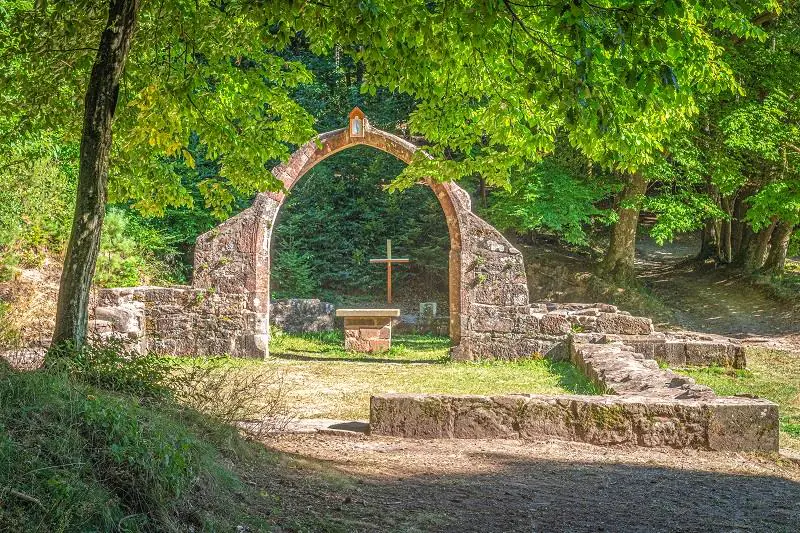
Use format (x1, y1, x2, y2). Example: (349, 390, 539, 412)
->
(336, 308, 401, 317)
(370, 393, 779, 452)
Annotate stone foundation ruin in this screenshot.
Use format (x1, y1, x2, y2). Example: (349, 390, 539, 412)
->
(370, 332, 778, 452)
(93, 109, 580, 361)
(90, 111, 780, 451)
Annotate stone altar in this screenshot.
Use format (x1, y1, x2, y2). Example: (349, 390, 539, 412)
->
(336, 308, 400, 353)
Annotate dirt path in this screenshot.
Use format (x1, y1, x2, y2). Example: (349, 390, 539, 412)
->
(636, 233, 800, 352)
(258, 433, 800, 532)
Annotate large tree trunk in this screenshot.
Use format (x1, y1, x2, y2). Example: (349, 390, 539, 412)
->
(601, 172, 647, 283)
(52, 0, 140, 350)
(761, 222, 795, 275)
(743, 219, 777, 272)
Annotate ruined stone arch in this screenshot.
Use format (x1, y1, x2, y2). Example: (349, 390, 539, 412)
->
(194, 110, 539, 359)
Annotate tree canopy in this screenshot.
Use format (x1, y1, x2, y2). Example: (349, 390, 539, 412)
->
(0, 0, 790, 347)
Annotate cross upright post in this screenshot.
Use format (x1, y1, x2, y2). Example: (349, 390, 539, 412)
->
(369, 239, 410, 304)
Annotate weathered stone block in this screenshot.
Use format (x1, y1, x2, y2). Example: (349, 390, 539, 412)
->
(595, 313, 654, 335)
(707, 400, 779, 452)
(338, 310, 397, 353)
(539, 314, 571, 336)
(370, 393, 779, 452)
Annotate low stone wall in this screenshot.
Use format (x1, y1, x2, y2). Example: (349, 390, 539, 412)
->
(595, 332, 747, 368)
(570, 340, 717, 399)
(271, 299, 335, 333)
(369, 331, 779, 451)
(451, 302, 655, 361)
(93, 287, 261, 357)
(370, 393, 778, 452)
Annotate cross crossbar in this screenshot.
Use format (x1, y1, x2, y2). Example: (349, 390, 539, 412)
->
(369, 258, 410, 264)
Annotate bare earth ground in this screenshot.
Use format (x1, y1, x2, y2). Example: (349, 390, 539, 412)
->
(254, 433, 800, 532)
(636, 233, 800, 352)
(5, 240, 800, 530)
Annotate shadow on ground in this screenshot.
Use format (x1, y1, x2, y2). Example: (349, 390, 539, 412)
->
(257, 435, 800, 532)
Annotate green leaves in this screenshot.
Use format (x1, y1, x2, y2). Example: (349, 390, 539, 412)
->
(487, 158, 614, 246)
(1, 0, 317, 216)
(294, 0, 771, 181)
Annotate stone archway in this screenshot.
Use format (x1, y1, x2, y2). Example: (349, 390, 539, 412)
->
(193, 109, 549, 359)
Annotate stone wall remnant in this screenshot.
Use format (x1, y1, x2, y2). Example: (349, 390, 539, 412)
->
(190, 111, 546, 359)
(271, 299, 335, 333)
(370, 393, 778, 452)
(91, 112, 757, 366)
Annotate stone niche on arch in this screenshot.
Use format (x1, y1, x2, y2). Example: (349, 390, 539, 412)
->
(93, 110, 566, 360)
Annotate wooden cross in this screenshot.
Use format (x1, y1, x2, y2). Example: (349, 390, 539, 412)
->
(369, 239, 410, 304)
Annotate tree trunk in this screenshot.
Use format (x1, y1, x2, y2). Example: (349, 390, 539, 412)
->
(719, 196, 733, 263)
(698, 220, 718, 261)
(697, 181, 719, 261)
(478, 176, 487, 209)
(761, 222, 794, 275)
(52, 0, 140, 350)
(743, 219, 777, 272)
(601, 172, 647, 283)
(731, 194, 748, 260)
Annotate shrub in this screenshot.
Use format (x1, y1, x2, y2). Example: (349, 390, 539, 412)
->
(47, 338, 175, 399)
(94, 208, 181, 288)
(272, 248, 320, 298)
(47, 340, 292, 437)
(168, 357, 292, 438)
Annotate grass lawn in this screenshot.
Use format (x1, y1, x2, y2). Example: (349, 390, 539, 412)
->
(265, 331, 598, 420)
(677, 347, 800, 452)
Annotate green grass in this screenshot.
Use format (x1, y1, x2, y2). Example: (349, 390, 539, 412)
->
(267, 331, 599, 420)
(270, 330, 452, 362)
(676, 347, 800, 452)
(0, 361, 274, 532)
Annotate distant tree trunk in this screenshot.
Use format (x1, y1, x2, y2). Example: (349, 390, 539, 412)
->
(698, 220, 718, 261)
(761, 222, 795, 275)
(356, 58, 365, 86)
(601, 172, 647, 283)
(719, 196, 733, 263)
(697, 181, 719, 261)
(478, 176, 487, 209)
(743, 219, 777, 272)
(52, 0, 140, 350)
(731, 193, 750, 261)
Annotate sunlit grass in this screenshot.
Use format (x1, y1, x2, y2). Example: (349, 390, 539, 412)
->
(269, 330, 451, 362)
(677, 347, 800, 451)
(265, 330, 598, 420)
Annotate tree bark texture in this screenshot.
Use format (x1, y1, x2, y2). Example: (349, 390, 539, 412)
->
(761, 222, 795, 275)
(52, 0, 140, 349)
(698, 220, 718, 261)
(601, 172, 647, 283)
(697, 180, 719, 261)
(743, 219, 777, 272)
